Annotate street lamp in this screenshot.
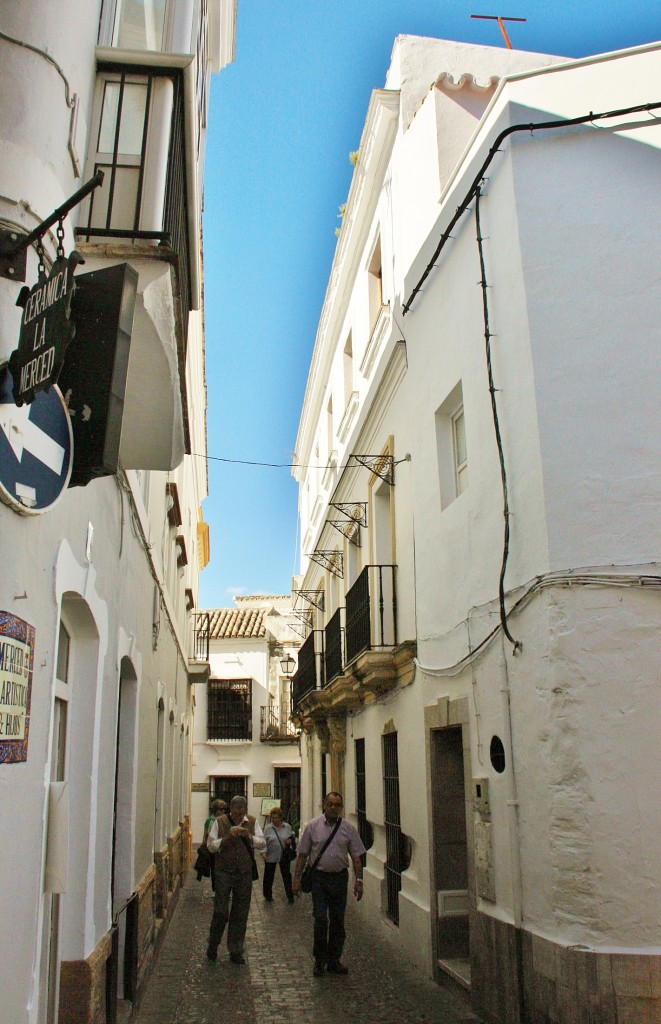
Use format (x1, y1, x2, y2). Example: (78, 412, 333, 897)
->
(279, 654, 295, 676)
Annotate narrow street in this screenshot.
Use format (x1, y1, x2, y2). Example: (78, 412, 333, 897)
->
(133, 869, 486, 1024)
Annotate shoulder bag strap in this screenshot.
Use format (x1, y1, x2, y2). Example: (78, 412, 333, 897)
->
(310, 818, 342, 870)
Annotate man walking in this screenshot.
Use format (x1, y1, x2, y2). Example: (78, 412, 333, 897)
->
(206, 794, 266, 964)
(292, 792, 365, 977)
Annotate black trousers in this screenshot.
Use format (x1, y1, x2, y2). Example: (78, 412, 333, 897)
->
(263, 859, 293, 900)
(310, 868, 348, 964)
(208, 869, 252, 956)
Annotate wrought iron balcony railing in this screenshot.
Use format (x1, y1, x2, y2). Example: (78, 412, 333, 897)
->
(292, 566, 399, 710)
(193, 611, 210, 662)
(260, 705, 299, 742)
(292, 629, 324, 709)
(345, 564, 397, 664)
(324, 607, 344, 687)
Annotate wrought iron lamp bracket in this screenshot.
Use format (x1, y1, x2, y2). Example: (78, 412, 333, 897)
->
(0, 169, 104, 282)
(308, 550, 344, 578)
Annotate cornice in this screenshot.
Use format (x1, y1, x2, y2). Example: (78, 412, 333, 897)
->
(293, 88, 400, 478)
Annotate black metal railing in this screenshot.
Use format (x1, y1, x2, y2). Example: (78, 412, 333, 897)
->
(163, 71, 190, 340)
(383, 730, 403, 925)
(292, 630, 323, 709)
(355, 738, 374, 863)
(193, 612, 210, 662)
(324, 608, 344, 686)
(260, 705, 299, 741)
(345, 564, 397, 664)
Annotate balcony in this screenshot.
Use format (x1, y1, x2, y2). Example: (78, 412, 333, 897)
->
(77, 66, 191, 332)
(188, 611, 210, 683)
(292, 566, 416, 721)
(324, 608, 344, 687)
(74, 63, 195, 471)
(260, 705, 299, 743)
(292, 630, 323, 706)
(346, 564, 396, 661)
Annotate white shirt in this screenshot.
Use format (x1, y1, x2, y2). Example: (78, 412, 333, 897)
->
(207, 813, 266, 854)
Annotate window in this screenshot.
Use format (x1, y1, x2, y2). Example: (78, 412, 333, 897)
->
(321, 751, 327, 806)
(195, 0, 209, 158)
(81, 65, 192, 328)
(436, 382, 468, 508)
(368, 236, 383, 333)
(207, 679, 252, 741)
(355, 739, 374, 861)
(343, 333, 353, 408)
(452, 406, 468, 495)
(56, 623, 70, 684)
(112, 0, 168, 51)
(213, 775, 246, 806)
(383, 730, 403, 924)
(274, 767, 300, 826)
(326, 395, 334, 459)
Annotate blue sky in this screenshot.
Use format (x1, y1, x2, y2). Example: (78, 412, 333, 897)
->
(198, 0, 660, 608)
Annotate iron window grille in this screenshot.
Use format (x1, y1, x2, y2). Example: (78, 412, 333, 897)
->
(355, 738, 374, 863)
(321, 752, 327, 806)
(274, 767, 301, 828)
(213, 775, 247, 807)
(207, 679, 252, 741)
(383, 731, 403, 925)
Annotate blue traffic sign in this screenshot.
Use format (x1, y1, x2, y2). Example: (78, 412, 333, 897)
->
(0, 373, 73, 515)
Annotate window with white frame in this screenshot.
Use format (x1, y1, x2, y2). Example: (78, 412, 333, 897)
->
(452, 405, 468, 496)
(367, 235, 383, 334)
(110, 0, 169, 51)
(326, 394, 334, 458)
(343, 332, 353, 409)
(436, 382, 468, 508)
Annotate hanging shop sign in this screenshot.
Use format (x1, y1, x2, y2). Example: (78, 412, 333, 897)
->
(0, 612, 35, 765)
(59, 262, 138, 488)
(0, 372, 73, 515)
(7, 251, 82, 406)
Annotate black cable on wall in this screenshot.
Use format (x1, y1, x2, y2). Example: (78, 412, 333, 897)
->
(474, 184, 521, 652)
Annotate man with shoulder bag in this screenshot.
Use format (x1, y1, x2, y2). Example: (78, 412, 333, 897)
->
(292, 792, 365, 977)
(206, 794, 266, 964)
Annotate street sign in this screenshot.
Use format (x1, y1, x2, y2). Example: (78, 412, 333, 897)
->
(0, 373, 73, 515)
(0, 611, 35, 764)
(7, 251, 81, 406)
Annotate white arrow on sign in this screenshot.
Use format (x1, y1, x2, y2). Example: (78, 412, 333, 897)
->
(0, 402, 65, 476)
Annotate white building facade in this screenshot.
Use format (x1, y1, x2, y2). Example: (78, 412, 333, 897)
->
(292, 35, 661, 1024)
(192, 596, 301, 839)
(0, 3, 235, 1023)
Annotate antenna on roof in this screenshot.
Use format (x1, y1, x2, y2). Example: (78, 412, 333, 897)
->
(470, 14, 527, 49)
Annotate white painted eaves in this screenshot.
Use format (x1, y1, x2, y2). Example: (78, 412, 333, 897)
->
(293, 88, 400, 478)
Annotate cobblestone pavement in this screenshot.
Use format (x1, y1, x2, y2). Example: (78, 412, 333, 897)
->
(133, 869, 486, 1024)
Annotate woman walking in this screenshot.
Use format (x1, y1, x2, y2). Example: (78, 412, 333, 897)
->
(263, 806, 296, 903)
